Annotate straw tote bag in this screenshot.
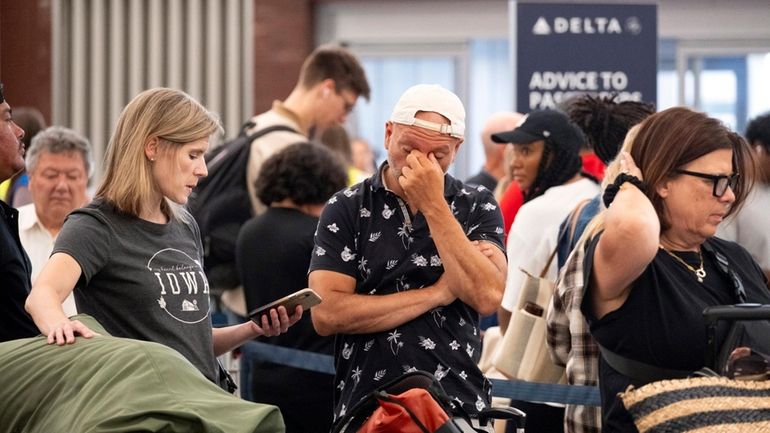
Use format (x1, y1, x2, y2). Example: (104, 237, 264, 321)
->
(621, 376, 770, 433)
(493, 200, 589, 384)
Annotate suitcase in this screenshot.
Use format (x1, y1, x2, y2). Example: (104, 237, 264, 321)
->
(703, 303, 770, 375)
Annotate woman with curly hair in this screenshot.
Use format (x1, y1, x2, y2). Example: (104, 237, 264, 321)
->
(493, 109, 601, 433)
(237, 142, 347, 433)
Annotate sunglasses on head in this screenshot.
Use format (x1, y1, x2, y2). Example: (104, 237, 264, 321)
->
(674, 169, 739, 198)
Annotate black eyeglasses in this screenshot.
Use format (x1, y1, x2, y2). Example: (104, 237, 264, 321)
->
(674, 169, 739, 197)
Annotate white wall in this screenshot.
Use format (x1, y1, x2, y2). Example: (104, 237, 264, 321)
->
(658, 0, 770, 41)
(317, 0, 770, 45)
(316, 1, 509, 44)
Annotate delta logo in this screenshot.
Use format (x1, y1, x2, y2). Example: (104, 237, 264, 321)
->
(532, 16, 642, 35)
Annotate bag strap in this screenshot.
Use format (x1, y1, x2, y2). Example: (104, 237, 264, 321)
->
(205, 123, 299, 170)
(597, 343, 693, 385)
(701, 239, 747, 303)
(540, 199, 591, 278)
(245, 123, 299, 143)
(238, 120, 257, 137)
(216, 359, 238, 393)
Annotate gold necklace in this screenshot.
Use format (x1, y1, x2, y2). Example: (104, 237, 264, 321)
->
(660, 245, 707, 283)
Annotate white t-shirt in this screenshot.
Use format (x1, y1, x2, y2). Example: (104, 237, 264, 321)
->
(716, 184, 770, 270)
(18, 203, 77, 316)
(502, 178, 600, 311)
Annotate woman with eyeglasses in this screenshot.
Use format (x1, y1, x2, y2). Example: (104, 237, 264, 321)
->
(569, 107, 770, 433)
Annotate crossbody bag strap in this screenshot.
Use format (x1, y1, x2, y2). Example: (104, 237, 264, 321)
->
(540, 199, 591, 278)
(701, 239, 747, 303)
(597, 343, 693, 385)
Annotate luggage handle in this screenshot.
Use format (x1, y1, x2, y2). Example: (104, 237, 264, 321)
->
(703, 304, 770, 371)
(477, 406, 526, 430)
(702, 304, 770, 323)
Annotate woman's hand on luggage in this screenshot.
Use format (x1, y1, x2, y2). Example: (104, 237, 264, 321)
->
(253, 305, 303, 337)
(47, 319, 99, 345)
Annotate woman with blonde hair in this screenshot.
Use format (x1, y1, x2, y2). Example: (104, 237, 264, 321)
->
(26, 88, 301, 388)
(571, 107, 770, 432)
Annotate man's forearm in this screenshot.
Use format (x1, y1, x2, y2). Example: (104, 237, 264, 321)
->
(311, 277, 453, 336)
(422, 203, 505, 316)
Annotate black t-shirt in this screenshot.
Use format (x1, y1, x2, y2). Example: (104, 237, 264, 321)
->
(309, 165, 505, 421)
(581, 234, 770, 433)
(238, 207, 332, 355)
(0, 200, 37, 342)
(236, 207, 334, 433)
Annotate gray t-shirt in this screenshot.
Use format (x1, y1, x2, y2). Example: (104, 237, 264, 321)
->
(54, 198, 218, 383)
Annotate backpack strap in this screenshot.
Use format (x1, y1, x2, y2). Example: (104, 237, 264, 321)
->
(205, 123, 299, 170)
(245, 123, 299, 141)
(238, 120, 257, 137)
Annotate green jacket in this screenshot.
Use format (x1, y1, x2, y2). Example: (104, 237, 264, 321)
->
(0, 314, 284, 433)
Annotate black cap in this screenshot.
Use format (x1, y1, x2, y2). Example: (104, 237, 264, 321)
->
(491, 109, 584, 152)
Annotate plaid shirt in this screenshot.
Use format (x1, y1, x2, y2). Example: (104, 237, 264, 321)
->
(546, 238, 601, 433)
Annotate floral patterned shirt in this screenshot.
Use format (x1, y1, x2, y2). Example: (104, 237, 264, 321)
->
(310, 164, 505, 421)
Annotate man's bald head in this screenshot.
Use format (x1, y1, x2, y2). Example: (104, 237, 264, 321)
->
(480, 112, 523, 178)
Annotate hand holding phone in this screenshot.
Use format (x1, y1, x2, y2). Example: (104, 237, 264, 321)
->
(248, 288, 322, 324)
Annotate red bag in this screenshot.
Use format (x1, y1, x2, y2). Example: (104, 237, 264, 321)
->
(335, 371, 524, 433)
(358, 388, 451, 433)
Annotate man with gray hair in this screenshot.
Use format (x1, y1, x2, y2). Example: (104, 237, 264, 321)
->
(18, 126, 91, 316)
(310, 84, 506, 430)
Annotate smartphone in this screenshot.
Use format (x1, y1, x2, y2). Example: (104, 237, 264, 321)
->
(248, 288, 322, 323)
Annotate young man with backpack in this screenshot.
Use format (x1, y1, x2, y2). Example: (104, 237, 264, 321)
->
(190, 44, 370, 305)
(246, 44, 370, 216)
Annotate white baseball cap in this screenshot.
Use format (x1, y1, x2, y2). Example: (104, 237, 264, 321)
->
(389, 84, 465, 139)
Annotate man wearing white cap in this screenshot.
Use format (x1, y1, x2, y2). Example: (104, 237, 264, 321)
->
(310, 84, 507, 428)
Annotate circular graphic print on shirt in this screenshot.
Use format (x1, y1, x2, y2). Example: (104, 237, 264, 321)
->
(147, 248, 210, 324)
